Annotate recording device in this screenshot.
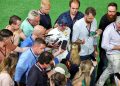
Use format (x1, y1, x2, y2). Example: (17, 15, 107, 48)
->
(58, 41, 62, 46)
(45, 34, 56, 45)
(61, 40, 67, 50)
(52, 38, 59, 45)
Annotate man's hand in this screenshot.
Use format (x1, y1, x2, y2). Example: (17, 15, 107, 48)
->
(47, 43, 59, 49)
(75, 39, 85, 44)
(92, 60, 98, 67)
(95, 29, 102, 36)
(53, 46, 65, 57)
(112, 45, 120, 50)
(94, 50, 98, 58)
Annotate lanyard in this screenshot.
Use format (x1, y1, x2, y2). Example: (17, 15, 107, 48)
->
(86, 23, 91, 37)
(113, 23, 120, 36)
(35, 63, 45, 72)
(30, 48, 37, 62)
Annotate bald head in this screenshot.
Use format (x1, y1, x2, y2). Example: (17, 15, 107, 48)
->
(41, 0, 50, 8)
(33, 25, 46, 39)
(40, 0, 51, 14)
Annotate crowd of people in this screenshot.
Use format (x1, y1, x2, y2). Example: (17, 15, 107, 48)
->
(0, 0, 120, 86)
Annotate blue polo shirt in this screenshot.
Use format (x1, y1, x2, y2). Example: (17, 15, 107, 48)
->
(20, 35, 34, 48)
(55, 11, 84, 41)
(14, 48, 38, 84)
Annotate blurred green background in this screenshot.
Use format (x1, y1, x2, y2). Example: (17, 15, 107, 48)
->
(0, 0, 120, 29)
(0, 1, 119, 85)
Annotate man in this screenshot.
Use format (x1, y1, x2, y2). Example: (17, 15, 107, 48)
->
(55, 0, 84, 41)
(5, 15, 26, 45)
(20, 25, 46, 48)
(26, 51, 53, 86)
(96, 16, 120, 86)
(20, 10, 40, 37)
(38, 0, 52, 33)
(97, 2, 120, 81)
(47, 17, 71, 63)
(72, 7, 98, 86)
(0, 29, 27, 63)
(14, 38, 46, 86)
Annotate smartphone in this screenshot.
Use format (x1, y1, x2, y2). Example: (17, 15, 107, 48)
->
(61, 40, 67, 50)
(58, 41, 62, 46)
(52, 38, 59, 44)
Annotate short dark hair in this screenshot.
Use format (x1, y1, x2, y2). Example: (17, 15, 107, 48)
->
(69, 0, 80, 8)
(38, 51, 53, 64)
(9, 15, 21, 25)
(108, 2, 117, 10)
(34, 38, 46, 45)
(0, 29, 13, 38)
(85, 7, 96, 16)
(51, 72, 66, 86)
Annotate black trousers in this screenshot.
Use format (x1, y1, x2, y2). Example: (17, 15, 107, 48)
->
(14, 81, 26, 86)
(96, 48, 107, 81)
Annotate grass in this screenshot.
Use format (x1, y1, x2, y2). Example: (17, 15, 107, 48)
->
(0, 0, 120, 29)
(0, 0, 119, 65)
(0, 0, 119, 85)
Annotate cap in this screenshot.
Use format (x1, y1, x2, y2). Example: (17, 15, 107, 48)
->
(54, 63, 70, 78)
(57, 17, 67, 26)
(116, 16, 120, 23)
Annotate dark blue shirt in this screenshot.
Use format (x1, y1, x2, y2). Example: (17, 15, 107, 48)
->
(55, 11, 84, 41)
(39, 13, 52, 30)
(26, 64, 48, 86)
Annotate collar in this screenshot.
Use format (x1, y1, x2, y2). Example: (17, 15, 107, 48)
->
(35, 63, 45, 71)
(83, 18, 88, 27)
(26, 18, 34, 27)
(113, 22, 118, 31)
(30, 35, 35, 43)
(38, 9, 46, 15)
(30, 48, 38, 60)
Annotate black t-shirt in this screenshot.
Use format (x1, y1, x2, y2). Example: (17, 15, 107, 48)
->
(39, 13, 52, 30)
(98, 12, 120, 48)
(26, 64, 48, 86)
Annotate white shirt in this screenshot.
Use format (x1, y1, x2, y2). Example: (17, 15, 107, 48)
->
(0, 72, 14, 86)
(47, 27, 71, 42)
(72, 18, 97, 56)
(47, 27, 71, 61)
(102, 22, 120, 54)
